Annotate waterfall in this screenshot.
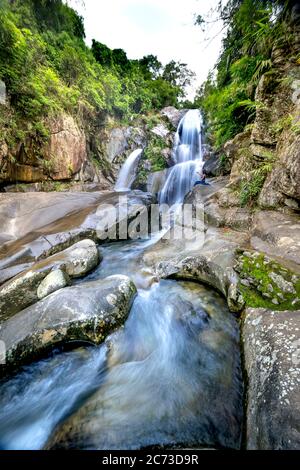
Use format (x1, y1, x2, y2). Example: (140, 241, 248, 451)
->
(159, 110, 203, 205)
(115, 149, 143, 191)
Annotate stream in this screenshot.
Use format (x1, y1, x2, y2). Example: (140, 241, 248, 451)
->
(0, 110, 243, 450)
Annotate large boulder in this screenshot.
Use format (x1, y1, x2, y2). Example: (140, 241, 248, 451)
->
(5, 114, 88, 183)
(0, 192, 103, 245)
(251, 210, 300, 269)
(105, 127, 146, 164)
(44, 113, 87, 181)
(242, 308, 300, 449)
(0, 239, 100, 320)
(0, 275, 136, 376)
(160, 107, 187, 130)
(0, 191, 154, 284)
(156, 254, 245, 314)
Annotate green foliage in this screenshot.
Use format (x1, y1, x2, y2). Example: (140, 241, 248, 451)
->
(91, 40, 112, 67)
(194, 0, 291, 149)
(0, 0, 195, 160)
(239, 150, 275, 206)
(143, 135, 167, 172)
(236, 251, 300, 311)
(239, 171, 267, 206)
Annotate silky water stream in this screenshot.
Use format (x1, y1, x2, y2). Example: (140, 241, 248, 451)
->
(0, 109, 243, 450)
(0, 234, 243, 450)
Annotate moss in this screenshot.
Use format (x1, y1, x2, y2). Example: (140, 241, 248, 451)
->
(235, 251, 300, 311)
(135, 133, 168, 186)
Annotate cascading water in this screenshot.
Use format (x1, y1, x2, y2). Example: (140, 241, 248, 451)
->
(115, 149, 143, 191)
(0, 110, 243, 451)
(159, 110, 204, 205)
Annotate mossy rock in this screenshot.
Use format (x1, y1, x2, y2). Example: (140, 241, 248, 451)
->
(235, 250, 300, 311)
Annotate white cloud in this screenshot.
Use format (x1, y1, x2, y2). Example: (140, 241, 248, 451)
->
(68, 0, 225, 99)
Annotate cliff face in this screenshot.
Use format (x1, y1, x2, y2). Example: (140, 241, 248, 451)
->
(0, 103, 178, 191)
(218, 9, 300, 211)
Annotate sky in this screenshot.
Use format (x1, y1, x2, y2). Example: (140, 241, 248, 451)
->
(68, 0, 226, 99)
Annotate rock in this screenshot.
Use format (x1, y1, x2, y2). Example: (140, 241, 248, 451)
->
(205, 201, 252, 232)
(0, 239, 101, 320)
(217, 187, 240, 208)
(146, 169, 170, 194)
(45, 114, 88, 181)
(235, 250, 300, 310)
(251, 211, 300, 269)
(4, 114, 89, 183)
(150, 124, 169, 138)
(242, 308, 300, 449)
(0, 191, 154, 283)
(106, 128, 129, 163)
(203, 152, 227, 177)
(0, 192, 103, 245)
(0, 80, 6, 105)
(0, 275, 137, 376)
(259, 130, 300, 207)
(251, 71, 288, 146)
(160, 107, 187, 130)
(156, 254, 245, 313)
(37, 269, 70, 300)
(106, 127, 147, 164)
(269, 272, 296, 294)
(223, 130, 252, 184)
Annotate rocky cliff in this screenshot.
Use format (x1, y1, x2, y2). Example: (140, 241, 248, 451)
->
(0, 105, 180, 192)
(206, 7, 300, 212)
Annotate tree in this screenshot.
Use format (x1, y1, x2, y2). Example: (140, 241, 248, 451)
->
(139, 54, 162, 79)
(162, 60, 195, 92)
(91, 40, 112, 67)
(112, 48, 131, 71)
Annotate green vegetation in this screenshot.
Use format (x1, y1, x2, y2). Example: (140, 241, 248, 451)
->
(0, 0, 194, 165)
(194, 0, 294, 149)
(135, 133, 168, 187)
(235, 251, 300, 311)
(239, 150, 275, 206)
(143, 135, 167, 172)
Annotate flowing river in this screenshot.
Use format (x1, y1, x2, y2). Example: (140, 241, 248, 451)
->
(0, 110, 243, 450)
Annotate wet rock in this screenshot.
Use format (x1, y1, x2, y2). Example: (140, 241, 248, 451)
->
(37, 269, 70, 300)
(0, 192, 103, 245)
(45, 280, 243, 451)
(0, 275, 137, 376)
(0, 191, 154, 282)
(156, 255, 245, 313)
(0, 240, 101, 320)
(242, 308, 300, 449)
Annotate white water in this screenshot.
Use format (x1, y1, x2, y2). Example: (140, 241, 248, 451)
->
(0, 110, 243, 451)
(159, 110, 204, 205)
(115, 149, 143, 191)
(0, 239, 243, 450)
